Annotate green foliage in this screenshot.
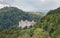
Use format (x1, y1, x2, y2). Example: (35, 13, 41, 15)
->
(0, 7, 41, 31)
(40, 7, 60, 38)
(33, 7, 60, 38)
(0, 27, 50, 38)
(0, 7, 60, 38)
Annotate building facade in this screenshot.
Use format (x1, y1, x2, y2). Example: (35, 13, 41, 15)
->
(19, 20, 36, 29)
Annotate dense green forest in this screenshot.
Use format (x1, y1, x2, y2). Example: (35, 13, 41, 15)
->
(0, 7, 42, 31)
(34, 7, 60, 38)
(0, 7, 60, 38)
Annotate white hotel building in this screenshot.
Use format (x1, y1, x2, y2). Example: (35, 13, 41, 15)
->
(19, 20, 36, 29)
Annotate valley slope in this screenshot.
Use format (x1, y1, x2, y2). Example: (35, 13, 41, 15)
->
(0, 7, 42, 31)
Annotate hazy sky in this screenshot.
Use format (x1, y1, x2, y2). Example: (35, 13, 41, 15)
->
(0, 0, 60, 12)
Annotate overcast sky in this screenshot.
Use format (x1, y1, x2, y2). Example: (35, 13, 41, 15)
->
(0, 0, 60, 12)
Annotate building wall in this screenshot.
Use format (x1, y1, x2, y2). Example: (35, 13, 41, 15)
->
(19, 20, 36, 29)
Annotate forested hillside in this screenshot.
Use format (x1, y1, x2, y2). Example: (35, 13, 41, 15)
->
(35, 7, 60, 38)
(0, 7, 60, 38)
(0, 7, 41, 31)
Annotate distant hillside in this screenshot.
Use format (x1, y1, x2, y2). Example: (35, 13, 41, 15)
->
(0, 7, 43, 31)
(26, 12, 46, 17)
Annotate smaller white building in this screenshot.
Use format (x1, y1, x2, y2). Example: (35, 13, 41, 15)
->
(19, 20, 36, 29)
